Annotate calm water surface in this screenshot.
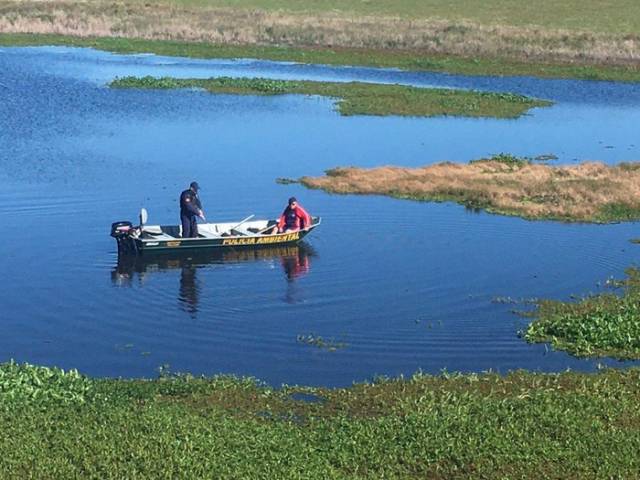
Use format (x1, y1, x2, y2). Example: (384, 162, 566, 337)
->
(0, 46, 639, 386)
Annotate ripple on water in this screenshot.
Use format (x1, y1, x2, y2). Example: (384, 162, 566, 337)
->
(1, 47, 639, 385)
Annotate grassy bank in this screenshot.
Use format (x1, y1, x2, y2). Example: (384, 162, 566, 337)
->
(3, 33, 640, 83)
(299, 156, 640, 223)
(2, 361, 640, 478)
(1, 0, 640, 82)
(110, 76, 550, 118)
(525, 268, 640, 359)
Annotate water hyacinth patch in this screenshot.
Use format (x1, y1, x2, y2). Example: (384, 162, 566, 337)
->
(1, 364, 640, 478)
(524, 268, 640, 359)
(0, 360, 93, 404)
(110, 75, 551, 118)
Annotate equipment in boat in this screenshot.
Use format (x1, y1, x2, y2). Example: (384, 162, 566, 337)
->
(111, 208, 321, 255)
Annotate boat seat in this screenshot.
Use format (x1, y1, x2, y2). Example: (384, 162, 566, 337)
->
(197, 225, 221, 239)
(231, 226, 253, 236)
(142, 232, 175, 240)
(198, 230, 220, 239)
(141, 226, 176, 240)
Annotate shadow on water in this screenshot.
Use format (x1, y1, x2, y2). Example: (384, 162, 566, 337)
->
(111, 243, 315, 315)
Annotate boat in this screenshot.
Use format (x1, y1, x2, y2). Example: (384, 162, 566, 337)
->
(110, 209, 321, 255)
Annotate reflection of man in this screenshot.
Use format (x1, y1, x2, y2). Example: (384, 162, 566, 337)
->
(179, 265, 199, 316)
(180, 181, 205, 238)
(281, 248, 310, 281)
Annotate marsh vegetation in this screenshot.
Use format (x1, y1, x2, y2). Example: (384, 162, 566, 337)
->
(110, 76, 549, 118)
(300, 156, 640, 223)
(2, 361, 640, 478)
(525, 268, 640, 359)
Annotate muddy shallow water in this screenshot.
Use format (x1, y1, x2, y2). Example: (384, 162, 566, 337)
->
(0, 46, 638, 386)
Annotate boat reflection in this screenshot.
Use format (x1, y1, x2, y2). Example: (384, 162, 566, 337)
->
(111, 243, 315, 314)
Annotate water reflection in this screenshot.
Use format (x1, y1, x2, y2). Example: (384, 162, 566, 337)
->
(111, 243, 315, 314)
(179, 264, 200, 316)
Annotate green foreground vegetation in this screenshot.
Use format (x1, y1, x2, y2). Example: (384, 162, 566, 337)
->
(526, 268, 640, 359)
(110, 75, 549, 118)
(2, 361, 640, 479)
(2, 33, 640, 83)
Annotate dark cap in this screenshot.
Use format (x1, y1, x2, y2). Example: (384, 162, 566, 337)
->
(288, 196, 297, 205)
(190, 181, 200, 191)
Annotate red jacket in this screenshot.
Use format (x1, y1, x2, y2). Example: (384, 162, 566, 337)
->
(278, 205, 311, 231)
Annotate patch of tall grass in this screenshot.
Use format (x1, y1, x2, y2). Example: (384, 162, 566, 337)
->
(300, 159, 640, 223)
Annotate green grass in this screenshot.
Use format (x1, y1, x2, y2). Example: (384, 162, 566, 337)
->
(470, 152, 531, 169)
(525, 268, 640, 359)
(2, 361, 640, 478)
(109, 75, 551, 118)
(163, 0, 640, 34)
(2, 33, 640, 83)
(596, 203, 640, 223)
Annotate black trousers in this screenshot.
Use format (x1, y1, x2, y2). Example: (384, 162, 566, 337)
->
(181, 213, 198, 238)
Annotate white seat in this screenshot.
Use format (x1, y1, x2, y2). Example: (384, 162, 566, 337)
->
(143, 232, 175, 240)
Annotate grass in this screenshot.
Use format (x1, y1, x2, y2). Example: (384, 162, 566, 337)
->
(525, 268, 640, 360)
(109, 75, 550, 118)
(2, 32, 640, 83)
(299, 156, 640, 223)
(163, 0, 640, 33)
(2, 360, 640, 478)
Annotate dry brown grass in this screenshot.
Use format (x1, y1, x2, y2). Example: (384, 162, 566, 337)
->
(300, 160, 640, 222)
(1, 0, 639, 66)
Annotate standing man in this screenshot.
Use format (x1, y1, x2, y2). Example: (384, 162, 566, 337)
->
(180, 181, 205, 238)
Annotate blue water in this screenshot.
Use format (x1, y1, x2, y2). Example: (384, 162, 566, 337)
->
(0, 46, 638, 386)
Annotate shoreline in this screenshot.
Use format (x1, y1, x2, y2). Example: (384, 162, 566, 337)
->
(2, 32, 640, 83)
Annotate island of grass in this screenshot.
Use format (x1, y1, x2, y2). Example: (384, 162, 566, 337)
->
(1, 0, 640, 82)
(299, 155, 640, 223)
(525, 268, 640, 360)
(2, 361, 640, 478)
(109, 76, 550, 118)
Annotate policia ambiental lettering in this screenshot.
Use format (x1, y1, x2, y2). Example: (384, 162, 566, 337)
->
(222, 232, 300, 246)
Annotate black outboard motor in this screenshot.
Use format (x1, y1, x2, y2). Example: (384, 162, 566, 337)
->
(111, 221, 137, 255)
(111, 221, 133, 239)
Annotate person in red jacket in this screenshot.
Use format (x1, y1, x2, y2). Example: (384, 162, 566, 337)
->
(276, 197, 311, 233)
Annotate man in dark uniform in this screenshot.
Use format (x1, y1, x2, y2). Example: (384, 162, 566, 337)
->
(180, 181, 205, 238)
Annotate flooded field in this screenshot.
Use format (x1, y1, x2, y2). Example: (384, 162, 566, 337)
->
(1, 46, 639, 386)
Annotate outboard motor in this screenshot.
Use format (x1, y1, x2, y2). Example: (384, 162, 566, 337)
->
(111, 221, 136, 255)
(111, 221, 133, 239)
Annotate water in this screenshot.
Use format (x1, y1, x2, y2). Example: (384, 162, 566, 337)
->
(0, 46, 638, 387)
